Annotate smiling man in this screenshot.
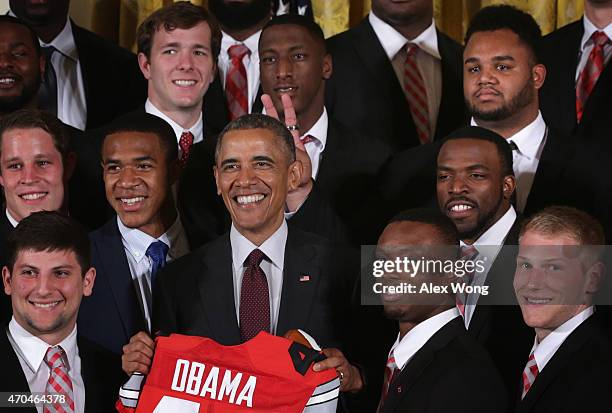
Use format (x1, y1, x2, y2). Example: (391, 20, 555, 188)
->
(514, 206, 612, 412)
(77, 112, 190, 355)
(0, 211, 123, 413)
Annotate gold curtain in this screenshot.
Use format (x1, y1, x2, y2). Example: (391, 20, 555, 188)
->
(110, 0, 585, 50)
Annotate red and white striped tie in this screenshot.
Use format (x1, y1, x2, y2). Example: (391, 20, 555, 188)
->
(576, 31, 610, 122)
(377, 353, 400, 412)
(403, 44, 430, 145)
(521, 353, 539, 399)
(226, 44, 250, 121)
(44, 346, 75, 413)
(456, 245, 478, 318)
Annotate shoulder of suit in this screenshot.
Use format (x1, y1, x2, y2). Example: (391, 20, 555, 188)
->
(71, 20, 136, 60)
(542, 18, 583, 44)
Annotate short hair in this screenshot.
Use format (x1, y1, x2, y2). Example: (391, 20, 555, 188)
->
(441, 126, 514, 177)
(0, 15, 41, 57)
(0, 109, 71, 164)
(6, 211, 90, 274)
(102, 112, 178, 163)
(389, 208, 459, 245)
(137, 1, 221, 61)
(465, 5, 542, 64)
(261, 14, 326, 52)
(520, 206, 605, 246)
(215, 114, 296, 164)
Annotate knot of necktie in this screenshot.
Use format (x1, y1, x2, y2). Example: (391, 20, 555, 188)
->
(179, 131, 194, 166)
(228, 44, 251, 61)
(405, 43, 419, 56)
(244, 248, 266, 268)
(300, 134, 316, 145)
(591, 31, 610, 47)
(460, 245, 479, 261)
(44, 346, 67, 370)
(146, 240, 169, 288)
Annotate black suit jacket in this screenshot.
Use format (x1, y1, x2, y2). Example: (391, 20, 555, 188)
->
(152, 226, 354, 349)
(71, 21, 146, 129)
(515, 316, 612, 413)
(0, 327, 124, 413)
(0, 213, 12, 323)
(380, 317, 508, 413)
(78, 218, 147, 355)
(540, 18, 612, 143)
(326, 18, 466, 152)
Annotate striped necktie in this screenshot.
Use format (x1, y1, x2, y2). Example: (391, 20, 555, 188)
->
(44, 346, 75, 413)
(403, 43, 430, 144)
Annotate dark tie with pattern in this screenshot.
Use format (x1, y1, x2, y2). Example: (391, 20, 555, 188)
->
(146, 240, 169, 289)
(239, 249, 270, 342)
(576, 31, 610, 122)
(39, 46, 58, 115)
(226, 44, 251, 120)
(178, 131, 194, 167)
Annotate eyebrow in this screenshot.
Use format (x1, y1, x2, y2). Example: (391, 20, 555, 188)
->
(104, 156, 155, 164)
(252, 155, 275, 163)
(160, 41, 210, 50)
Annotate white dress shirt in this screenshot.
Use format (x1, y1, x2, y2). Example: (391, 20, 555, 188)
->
(145, 99, 204, 157)
(471, 113, 547, 213)
(300, 108, 328, 180)
(230, 220, 288, 334)
(5, 209, 18, 228)
(117, 216, 190, 332)
(369, 12, 442, 138)
(575, 16, 612, 81)
(530, 306, 594, 372)
(460, 206, 517, 327)
(218, 30, 262, 113)
(8, 318, 85, 413)
(388, 308, 460, 370)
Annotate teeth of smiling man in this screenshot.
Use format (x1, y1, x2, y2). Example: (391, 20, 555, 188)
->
(277, 87, 296, 92)
(121, 197, 144, 205)
(33, 301, 60, 308)
(451, 204, 473, 212)
(21, 193, 46, 200)
(237, 194, 264, 205)
(173, 80, 196, 86)
(526, 298, 551, 304)
(0, 77, 16, 84)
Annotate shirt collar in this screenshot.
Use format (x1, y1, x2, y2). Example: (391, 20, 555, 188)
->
(9, 316, 78, 373)
(369, 12, 440, 60)
(581, 15, 612, 52)
(221, 30, 262, 59)
(145, 99, 203, 142)
(469, 206, 517, 247)
(390, 308, 460, 370)
(117, 215, 183, 263)
(230, 220, 288, 273)
(42, 19, 78, 61)
(5, 209, 19, 228)
(301, 108, 328, 149)
(531, 306, 594, 371)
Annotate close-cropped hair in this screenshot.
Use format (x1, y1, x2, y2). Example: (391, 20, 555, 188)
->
(215, 114, 296, 164)
(0, 109, 71, 163)
(6, 211, 91, 274)
(102, 112, 179, 163)
(136, 1, 221, 61)
(520, 206, 605, 246)
(389, 208, 459, 246)
(441, 126, 514, 177)
(261, 14, 327, 52)
(0, 15, 41, 57)
(465, 5, 542, 64)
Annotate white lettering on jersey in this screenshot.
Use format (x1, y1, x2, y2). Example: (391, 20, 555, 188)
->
(171, 359, 190, 391)
(236, 376, 257, 408)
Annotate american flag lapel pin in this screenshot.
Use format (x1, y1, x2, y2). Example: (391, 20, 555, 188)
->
(299, 274, 310, 282)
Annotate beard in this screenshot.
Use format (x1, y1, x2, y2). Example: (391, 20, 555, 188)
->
(0, 73, 41, 113)
(468, 78, 535, 122)
(208, 0, 272, 31)
(456, 193, 505, 242)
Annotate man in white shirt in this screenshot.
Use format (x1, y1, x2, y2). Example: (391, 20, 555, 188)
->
(1, 211, 123, 413)
(136, 2, 220, 161)
(9, 0, 146, 130)
(78, 113, 190, 355)
(374, 208, 507, 413)
(514, 206, 612, 412)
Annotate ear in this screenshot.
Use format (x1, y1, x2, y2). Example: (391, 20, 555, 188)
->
(2, 266, 12, 296)
(503, 175, 516, 201)
(213, 165, 221, 196)
(82, 267, 96, 297)
(63, 151, 77, 182)
(585, 261, 605, 295)
(322, 53, 332, 80)
(287, 160, 303, 192)
(532, 63, 546, 90)
(138, 52, 152, 80)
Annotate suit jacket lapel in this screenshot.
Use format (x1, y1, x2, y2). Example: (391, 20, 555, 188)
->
(559, 21, 583, 132)
(276, 228, 321, 336)
(435, 29, 466, 140)
(198, 235, 241, 344)
(314, 119, 342, 192)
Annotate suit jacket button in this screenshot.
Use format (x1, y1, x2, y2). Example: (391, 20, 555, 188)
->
(396, 385, 402, 393)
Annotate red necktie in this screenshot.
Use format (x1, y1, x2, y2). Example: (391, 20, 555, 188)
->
(226, 44, 250, 121)
(403, 44, 430, 144)
(377, 353, 400, 412)
(178, 131, 194, 167)
(44, 346, 75, 413)
(521, 352, 539, 399)
(456, 245, 478, 318)
(301, 134, 316, 145)
(239, 249, 270, 342)
(576, 31, 610, 122)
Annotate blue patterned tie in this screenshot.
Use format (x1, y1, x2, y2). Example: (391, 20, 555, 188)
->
(146, 241, 169, 289)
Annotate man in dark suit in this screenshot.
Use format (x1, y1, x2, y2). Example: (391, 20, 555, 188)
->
(325, 0, 466, 152)
(514, 206, 612, 412)
(539, 0, 612, 143)
(373, 208, 507, 413)
(1, 211, 123, 413)
(9, 0, 146, 130)
(122, 114, 363, 394)
(78, 113, 191, 355)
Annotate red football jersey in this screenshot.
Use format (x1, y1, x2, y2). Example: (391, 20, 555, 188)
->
(117, 332, 340, 413)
